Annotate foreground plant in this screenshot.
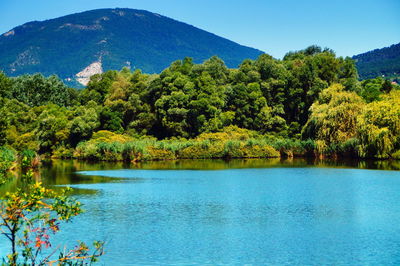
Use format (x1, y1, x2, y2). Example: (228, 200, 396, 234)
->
(0, 176, 104, 265)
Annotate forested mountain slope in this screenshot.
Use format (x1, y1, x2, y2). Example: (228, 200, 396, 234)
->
(0, 8, 263, 86)
(353, 43, 400, 80)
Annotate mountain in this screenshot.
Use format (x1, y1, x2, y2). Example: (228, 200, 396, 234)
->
(0, 8, 263, 86)
(353, 42, 400, 80)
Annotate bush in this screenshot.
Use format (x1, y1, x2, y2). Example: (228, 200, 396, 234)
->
(143, 146, 176, 160)
(91, 130, 133, 143)
(52, 146, 75, 159)
(73, 129, 281, 161)
(0, 180, 104, 264)
(20, 149, 39, 169)
(268, 138, 315, 157)
(392, 150, 400, 159)
(179, 142, 225, 159)
(74, 142, 100, 160)
(0, 146, 16, 172)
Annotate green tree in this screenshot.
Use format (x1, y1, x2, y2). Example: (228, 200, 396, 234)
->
(80, 70, 117, 105)
(11, 74, 73, 107)
(155, 91, 190, 137)
(283, 46, 358, 130)
(100, 107, 124, 133)
(0, 180, 104, 265)
(302, 84, 365, 153)
(35, 104, 72, 153)
(357, 90, 400, 158)
(0, 101, 8, 146)
(226, 82, 267, 129)
(359, 77, 395, 103)
(70, 103, 100, 145)
(0, 72, 12, 99)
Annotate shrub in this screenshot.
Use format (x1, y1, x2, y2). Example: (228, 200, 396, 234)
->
(392, 150, 400, 159)
(143, 146, 176, 160)
(179, 142, 225, 159)
(91, 130, 133, 143)
(74, 129, 282, 161)
(52, 146, 75, 159)
(0, 146, 16, 172)
(240, 144, 280, 158)
(0, 180, 104, 264)
(20, 149, 38, 169)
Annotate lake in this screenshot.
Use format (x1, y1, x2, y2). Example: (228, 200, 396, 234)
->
(1, 158, 400, 265)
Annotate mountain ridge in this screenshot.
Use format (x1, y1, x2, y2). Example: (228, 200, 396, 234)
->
(352, 42, 400, 80)
(0, 8, 264, 86)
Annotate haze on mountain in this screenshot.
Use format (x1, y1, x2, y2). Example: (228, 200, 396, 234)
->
(0, 8, 263, 86)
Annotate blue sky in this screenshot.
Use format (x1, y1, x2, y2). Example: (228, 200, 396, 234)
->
(0, 0, 399, 58)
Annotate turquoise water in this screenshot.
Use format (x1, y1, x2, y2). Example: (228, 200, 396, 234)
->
(1, 160, 400, 264)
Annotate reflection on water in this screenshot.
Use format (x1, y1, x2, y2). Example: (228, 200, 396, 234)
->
(129, 157, 400, 171)
(0, 160, 130, 195)
(0, 158, 400, 264)
(1, 158, 399, 195)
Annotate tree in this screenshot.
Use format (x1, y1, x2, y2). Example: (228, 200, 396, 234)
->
(282, 46, 359, 130)
(100, 107, 124, 133)
(360, 78, 382, 102)
(226, 82, 267, 130)
(359, 77, 395, 103)
(70, 103, 100, 146)
(0, 101, 8, 146)
(103, 69, 155, 135)
(35, 104, 72, 153)
(155, 91, 190, 137)
(357, 90, 400, 158)
(0, 179, 104, 265)
(11, 74, 73, 107)
(0, 72, 12, 99)
(0, 98, 38, 149)
(80, 70, 117, 105)
(302, 84, 365, 153)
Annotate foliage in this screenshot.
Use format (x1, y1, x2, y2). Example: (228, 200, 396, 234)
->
(357, 90, 400, 158)
(0, 180, 104, 265)
(35, 104, 72, 153)
(0, 8, 262, 86)
(0, 147, 16, 185)
(359, 77, 395, 102)
(302, 84, 365, 155)
(0, 46, 398, 160)
(267, 138, 316, 158)
(10, 74, 74, 107)
(74, 128, 279, 161)
(0, 147, 16, 173)
(69, 103, 100, 145)
(20, 149, 40, 169)
(353, 42, 400, 80)
(0, 72, 12, 99)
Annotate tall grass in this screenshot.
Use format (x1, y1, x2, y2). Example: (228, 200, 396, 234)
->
(73, 134, 281, 162)
(72, 128, 387, 162)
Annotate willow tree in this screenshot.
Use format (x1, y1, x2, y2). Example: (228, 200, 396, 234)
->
(357, 90, 400, 158)
(302, 84, 365, 154)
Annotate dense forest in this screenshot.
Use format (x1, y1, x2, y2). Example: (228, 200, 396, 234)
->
(0, 46, 399, 163)
(353, 42, 400, 80)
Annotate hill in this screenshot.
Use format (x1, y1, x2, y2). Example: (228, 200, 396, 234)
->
(353, 42, 400, 80)
(0, 8, 263, 86)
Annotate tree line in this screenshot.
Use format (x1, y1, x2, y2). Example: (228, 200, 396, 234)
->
(0, 45, 399, 159)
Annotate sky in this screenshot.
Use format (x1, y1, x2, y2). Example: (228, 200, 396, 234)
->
(0, 0, 399, 58)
